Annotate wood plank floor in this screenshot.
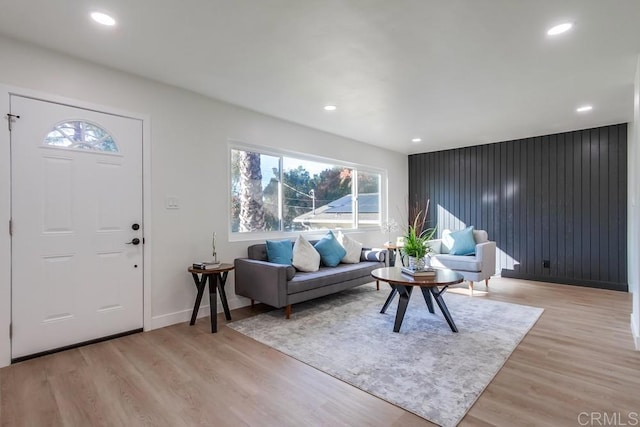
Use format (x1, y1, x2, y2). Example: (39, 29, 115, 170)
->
(1, 277, 638, 426)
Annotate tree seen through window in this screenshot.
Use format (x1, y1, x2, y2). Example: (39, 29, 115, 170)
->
(230, 148, 381, 233)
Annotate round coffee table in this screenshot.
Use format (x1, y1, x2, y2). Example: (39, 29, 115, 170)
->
(371, 267, 464, 333)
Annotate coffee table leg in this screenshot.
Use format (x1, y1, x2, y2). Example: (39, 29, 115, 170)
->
(393, 285, 413, 332)
(420, 287, 435, 313)
(430, 287, 458, 332)
(380, 287, 398, 314)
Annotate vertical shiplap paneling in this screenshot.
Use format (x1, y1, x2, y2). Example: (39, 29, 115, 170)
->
(616, 124, 627, 284)
(518, 139, 527, 275)
(549, 134, 558, 277)
(534, 136, 543, 276)
(499, 142, 507, 269)
(597, 127, 608, 281)
(572, 131, 582, 279)
(541, 136, 551, 277)
(480, 144, 488, 237)
(564, 132, 574, 279)
(454, 148, 461, 227)
(407, 123, 627, 290)
(487, 144, 501, 247)
(581, 129, 592, 279)
(506, 141, 515, 270)
(555, 132, 565, 278)
(526, 138, 536, 275)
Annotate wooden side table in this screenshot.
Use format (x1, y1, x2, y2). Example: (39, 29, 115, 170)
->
(188, 263, 234, 333)
(383, 243, 406, 267)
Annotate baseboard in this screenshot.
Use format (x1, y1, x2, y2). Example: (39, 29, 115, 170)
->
(632, 314, 640, 351)
(501, 271, 628, 292)
(150, 295, 247, 330)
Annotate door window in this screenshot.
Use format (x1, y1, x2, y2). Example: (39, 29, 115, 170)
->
(44, 120, 119, 153)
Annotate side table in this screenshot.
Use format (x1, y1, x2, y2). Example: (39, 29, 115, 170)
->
(188, 263, 233, 333)
(383, 243, 406, 267)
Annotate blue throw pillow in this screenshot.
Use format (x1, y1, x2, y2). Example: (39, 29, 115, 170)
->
(314, 231, 347, 267)
(449, 226, 476, 256)
(266, 239, 293, 265)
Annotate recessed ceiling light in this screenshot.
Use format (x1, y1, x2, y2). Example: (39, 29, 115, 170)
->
(323, 105, 337, 111)
(90, 11, 116, 26)
(411, 138, 422, 143)
(576, 105, 593, 113)
(547, 22, 573, 36)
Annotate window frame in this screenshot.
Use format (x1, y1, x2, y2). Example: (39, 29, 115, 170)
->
(228, 141, 387, 242)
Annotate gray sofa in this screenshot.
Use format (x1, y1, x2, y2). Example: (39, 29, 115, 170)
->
(234, 242, 386, 318)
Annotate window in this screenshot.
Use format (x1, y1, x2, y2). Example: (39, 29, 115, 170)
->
(230, 147, 382, 234)
(44, 121, 118, 153)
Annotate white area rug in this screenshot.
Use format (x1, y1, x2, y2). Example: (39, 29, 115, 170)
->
(228, 284, 543, 427)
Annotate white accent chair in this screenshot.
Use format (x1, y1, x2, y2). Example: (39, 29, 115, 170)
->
(429, 229, 496, 295)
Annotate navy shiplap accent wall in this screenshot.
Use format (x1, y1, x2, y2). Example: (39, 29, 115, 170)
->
(409, 123, 627, 291)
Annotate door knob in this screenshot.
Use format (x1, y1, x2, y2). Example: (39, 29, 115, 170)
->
(132, 223, 140, 230)
(126, 238, 141, 245)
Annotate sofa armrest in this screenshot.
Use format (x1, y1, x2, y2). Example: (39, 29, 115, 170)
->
(234, 258, 289, 308)
(475, 241, 497, 276)
(361, 247, 387, 263)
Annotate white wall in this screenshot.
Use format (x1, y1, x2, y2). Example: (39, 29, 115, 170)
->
(630, 55, 640, 350)
(0, 36, 408, 366)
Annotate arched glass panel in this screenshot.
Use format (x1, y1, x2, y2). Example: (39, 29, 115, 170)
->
(44, 121, 118, 152)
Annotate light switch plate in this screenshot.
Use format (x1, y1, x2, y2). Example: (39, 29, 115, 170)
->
(165, 196, 179, 209)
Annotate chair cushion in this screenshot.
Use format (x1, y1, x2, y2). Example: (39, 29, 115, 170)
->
(292, 235, 320, 272)
(431, 254, 481, 272)
(314, 231, 346, 267)
(337, 231, 363, 264)
(266, 239, 293, 265)
(473, 229, 488, 243)
(449, 226, 476, 255)
(427, 239, 442, 254)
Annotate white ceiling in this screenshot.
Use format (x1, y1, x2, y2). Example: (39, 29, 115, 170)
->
(0, 0, 639, 154)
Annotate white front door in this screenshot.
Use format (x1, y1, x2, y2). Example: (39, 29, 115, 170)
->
(10, 95, 144, 360)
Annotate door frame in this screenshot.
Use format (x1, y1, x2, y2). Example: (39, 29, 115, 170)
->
(0, 84, 152, 367)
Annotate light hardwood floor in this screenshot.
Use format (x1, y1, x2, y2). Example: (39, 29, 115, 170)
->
(1, 277, 638, 426)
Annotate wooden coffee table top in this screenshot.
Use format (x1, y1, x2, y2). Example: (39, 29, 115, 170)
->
(371, 267, 464, 287)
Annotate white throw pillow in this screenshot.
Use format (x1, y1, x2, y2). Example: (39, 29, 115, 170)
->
(441, 229, 454, 254)
(337, 231, 363, 264)
(292, 235, 320, 272)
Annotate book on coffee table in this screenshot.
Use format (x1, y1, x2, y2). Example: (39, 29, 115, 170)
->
(193, 261, 221, 270)
(400, 266, 437, 277)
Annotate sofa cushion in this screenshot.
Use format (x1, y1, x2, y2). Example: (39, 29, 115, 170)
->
(314, 231, 346, 267)
(266, 239, 293, 265)
(427, 239, 442, 254)
(431, 254, 481, 272)
(248, 243, 269, 261)
(473, 229, 488, 243)
(449, 226, 476, 255)
(292, 235, 320, 272)
(337, 231, 363, 264)
(288, 262, 381, 294)
(361, 248, 385, 262)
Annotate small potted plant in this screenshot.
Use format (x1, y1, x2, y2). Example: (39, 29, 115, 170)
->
(402, 204, 436, 271)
